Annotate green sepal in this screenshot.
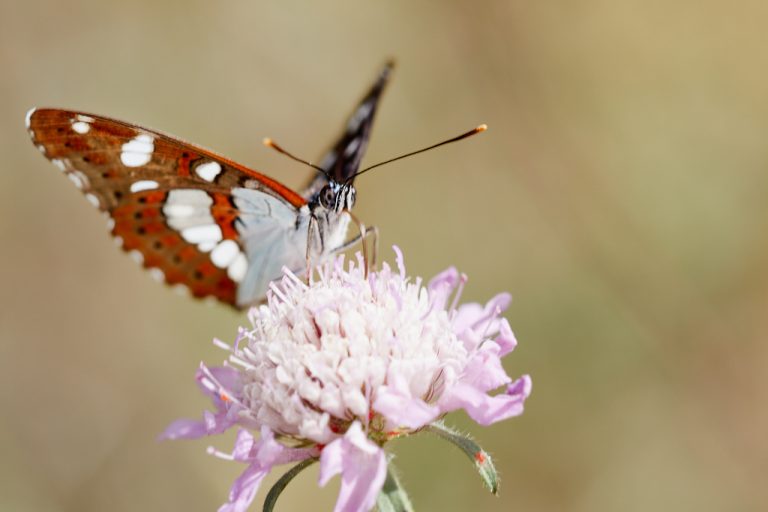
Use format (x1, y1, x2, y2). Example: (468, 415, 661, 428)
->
(376, 463, 414, 512)
(263, 457, 318, 512)
(424, 421, 499, 495)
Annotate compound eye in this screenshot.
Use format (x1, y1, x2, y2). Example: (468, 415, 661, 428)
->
(320, 186, 335, 208)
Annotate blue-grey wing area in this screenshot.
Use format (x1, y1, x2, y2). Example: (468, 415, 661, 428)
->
(302, 61, 394, 201)
(232, 188, 310, 307)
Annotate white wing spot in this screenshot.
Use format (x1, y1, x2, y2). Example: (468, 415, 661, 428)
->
(67, 171, 88, 189)
(149, 267, 165, 283)
(198, 240, 218, 252)
(130, 180, 159, 193)
(343, 137, 361, 157)
(166, 189, 211, 206)
(121, 133, 154, 167)
(52, 158, 68, 171)
(164, 189, 215, 231)
(113, 236, 124, 247)
(227, 252, 248, 282)
(76, 114, 94, 123)
(211, 240, 240, 269)
(348, 103, 373, 132)
(25, 108, 35, 129)
(37, 145, 46, 154)
(195, 161, 222, 182)
(181, 224, 223, 244)
(129, 250, 144, 264)
(71, 121, 90, 134)
(163, 204, 196, 218)
(173, 284, 190, 297)
(85, 193, 100, 208)
(164, 189, 226, 250)
(106, 217, 116, 231)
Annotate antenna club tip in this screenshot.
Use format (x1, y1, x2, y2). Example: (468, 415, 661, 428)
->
(262, 137, 273, 147)
(477, 124, 488, 132)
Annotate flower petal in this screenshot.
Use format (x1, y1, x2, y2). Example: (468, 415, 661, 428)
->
(317, 438, 343, 487)
(427, 267, 459, 310)
(231, 429, 257, 462)
(452, 302, 484, 335)
(494, 318, 518, 356)
(373, 374, 439, 429)
(319, 422, 387, 512)
(159, 409, 237, 441)
(197, 365, 242, 405)
(218, 463, 268, 512)
(158, 418, 210, 441)
(453, 292, 512, 343)
(439, 375, 532, 426)
(460, 341, 512, 393)
(218, 427, 317, 512)
(159, 365, 243, 441)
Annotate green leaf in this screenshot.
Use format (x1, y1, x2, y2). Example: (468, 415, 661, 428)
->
(424, 422, 499, 495)
(263, 458, 318, 512)
(376, 464, 414, 512)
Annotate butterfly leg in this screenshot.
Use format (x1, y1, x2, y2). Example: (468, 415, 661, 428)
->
(348, 226, 379, 268)
(342, 210, 379, 275)
(334, 225, 378, 258)
(305, 214, 320, 282)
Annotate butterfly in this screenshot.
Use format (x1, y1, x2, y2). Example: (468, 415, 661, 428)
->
(27, 62, 393, 310)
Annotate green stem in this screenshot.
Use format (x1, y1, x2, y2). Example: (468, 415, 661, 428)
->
(424, 421, 499, 495)
(376, 464, 414, 512)
(263, 458, 318, 512)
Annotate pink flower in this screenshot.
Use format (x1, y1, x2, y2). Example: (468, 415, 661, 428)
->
(162, 248, 531, 511)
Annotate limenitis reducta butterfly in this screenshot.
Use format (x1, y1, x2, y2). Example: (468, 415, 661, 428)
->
(26, 61, 485, 310)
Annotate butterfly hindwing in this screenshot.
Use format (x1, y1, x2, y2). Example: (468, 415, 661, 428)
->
(302, 60, 394, 200)
(27, 108, 307, 308)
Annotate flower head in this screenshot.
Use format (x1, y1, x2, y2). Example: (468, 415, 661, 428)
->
(162, 248, 531, 512)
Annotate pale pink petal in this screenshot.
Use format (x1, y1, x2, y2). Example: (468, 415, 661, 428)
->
(218, 427, 317, 512)
(452, 302, 484, 334)
(158, 418, 209, 440)
(218, 463, 268, 512)
(160, 364, 244, 441)
(196, 365, 242, 404)
(373, 376, 439, 429)
(318, 439, 344, 487)
(439, 375, 532, 426)
(159, 409, 237, 441)
(472, 293, 511, 334)
(507, 375, 533, 401)
(460, 342, 512, 393)
(494, 318, 518, 356)
(253, 427, 287, 464)
(483, 292, 512, 317)
(392, 245, 406, 277)
(427, 267, 459, 310)
(231, 429, 257, 461)
(319, 422, 387, 512)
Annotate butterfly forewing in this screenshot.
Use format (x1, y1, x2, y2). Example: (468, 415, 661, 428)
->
(302, 60, 393, 200)
(27, 108, 306, 308)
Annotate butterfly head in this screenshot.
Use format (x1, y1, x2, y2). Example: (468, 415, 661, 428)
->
(318, 181, 356, 213)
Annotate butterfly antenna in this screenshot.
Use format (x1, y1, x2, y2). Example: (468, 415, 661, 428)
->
(347, 124, 488, 183)
(263, 138, 331, 180)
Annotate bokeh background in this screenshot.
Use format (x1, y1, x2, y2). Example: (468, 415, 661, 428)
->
(1, 1, 766, 510)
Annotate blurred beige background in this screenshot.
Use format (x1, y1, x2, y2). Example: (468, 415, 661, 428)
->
(2, 1, 767, 510)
